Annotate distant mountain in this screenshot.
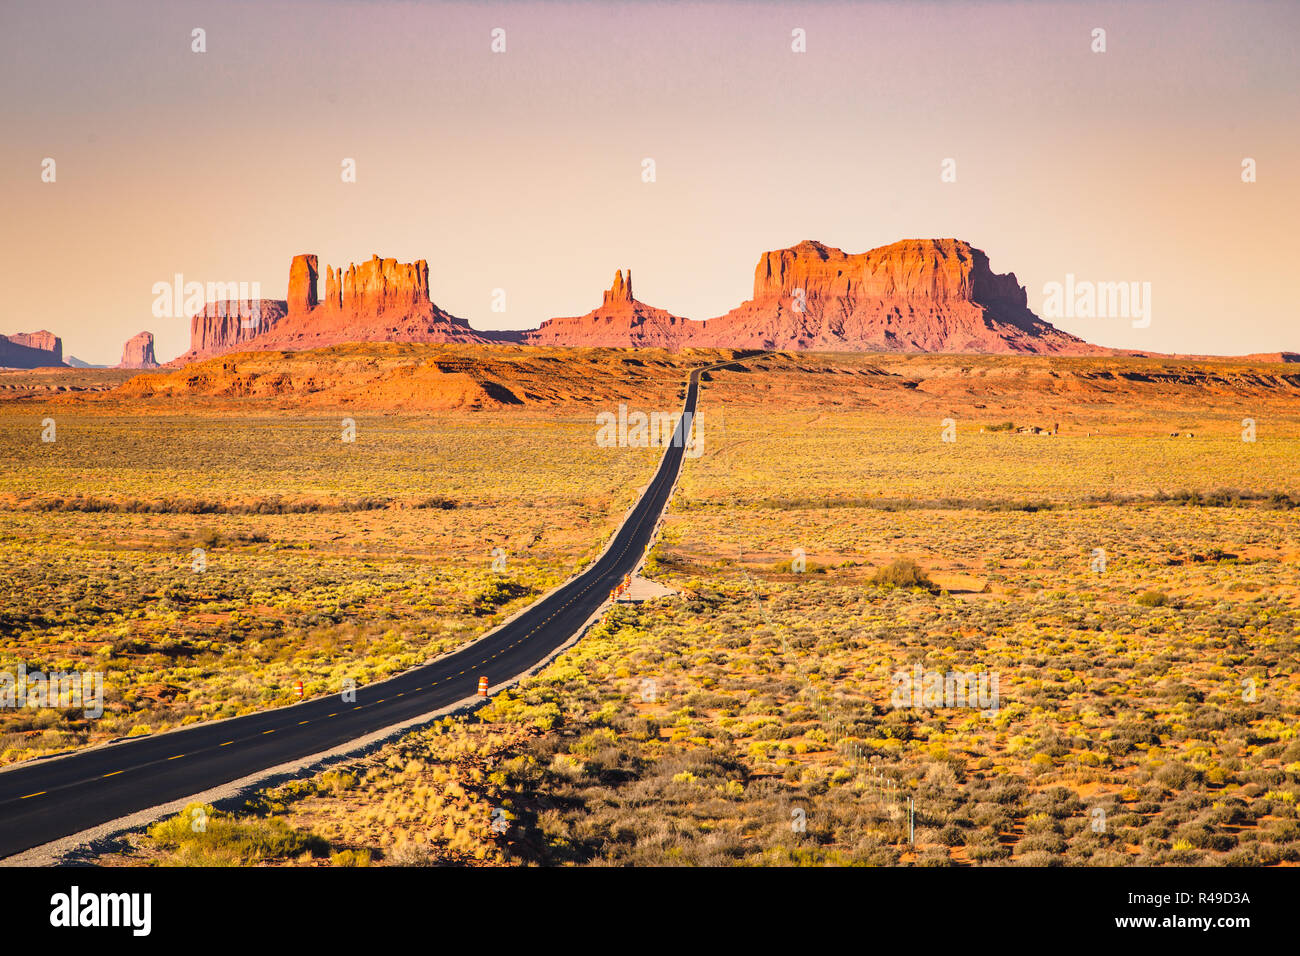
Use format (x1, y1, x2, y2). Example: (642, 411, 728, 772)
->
(66, 355, 108, 369)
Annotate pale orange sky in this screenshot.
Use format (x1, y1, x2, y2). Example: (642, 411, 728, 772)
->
(1, 0, 1296, 364)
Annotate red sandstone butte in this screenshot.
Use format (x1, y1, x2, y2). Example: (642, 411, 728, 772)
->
(118, 331, 160, 369)
(168, 253, 496, 365)
(255, 253, 497, 351)
(288, 254, 319, 314)
(523, 269, 697, 348)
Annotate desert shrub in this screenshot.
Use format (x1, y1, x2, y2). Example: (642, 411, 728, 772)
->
(1173, 823, 1237, 852)
(319, 770, 358, 794)
(966, 838, 1011, 862)
(936, 824, 967, 847)
(413, 496, 457, 510)
(1017, 832, 1067, 855)
(1137, 590, 1169, 607)
(870, 559, 935, 591)
(147, 802, 327, 865)
(388, 841, 434, 866)
(770, 558, 827, 574)
(1155, 761, 1199, 791)
(916, 847, 955, 866)
(330, 849, 372, 867)
(468, 579, 534, 615)
(1027, 787, 1084, 819)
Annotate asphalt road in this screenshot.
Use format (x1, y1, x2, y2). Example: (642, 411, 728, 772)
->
(0, 365, 717, 860)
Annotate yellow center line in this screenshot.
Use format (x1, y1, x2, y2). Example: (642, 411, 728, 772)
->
(262, 729, 275, 735)
(298, 720, 310, 725)
(220, 741, 233, 747)
(20, 791, 45, 799)
(103, 770, 124, 778)
(168, 754, 184, 760)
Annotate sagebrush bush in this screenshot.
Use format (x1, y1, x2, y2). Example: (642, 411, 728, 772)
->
(1137, 590, 1169, 607)
(869, 559, 935, 591)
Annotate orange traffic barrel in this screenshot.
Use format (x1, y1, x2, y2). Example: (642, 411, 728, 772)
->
(294, 680, 304, 699)
(478, 675, 489, 697)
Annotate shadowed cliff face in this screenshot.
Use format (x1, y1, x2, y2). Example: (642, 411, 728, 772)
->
(118, 331, 159, 369)
(0, 330, 64, 368)
(178, 300, 290, 365)
(288, 254, 319, 314)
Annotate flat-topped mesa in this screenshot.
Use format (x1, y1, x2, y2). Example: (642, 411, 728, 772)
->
(8, 330, 62, 357)
(602, 269, 634, 307)
(752, 238, 1022, 305)
(704, 237, 1097, 354)
(0, 330, 65, 368)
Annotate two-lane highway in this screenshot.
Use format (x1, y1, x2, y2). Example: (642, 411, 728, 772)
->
(0, 364, 721, 860)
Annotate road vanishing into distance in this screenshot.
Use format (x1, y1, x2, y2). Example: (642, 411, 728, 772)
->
(0, 364, 728, 860)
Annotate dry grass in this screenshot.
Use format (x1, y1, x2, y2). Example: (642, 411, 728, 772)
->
(0, 405, 663, 763)
(23, 347, 1300, 866)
